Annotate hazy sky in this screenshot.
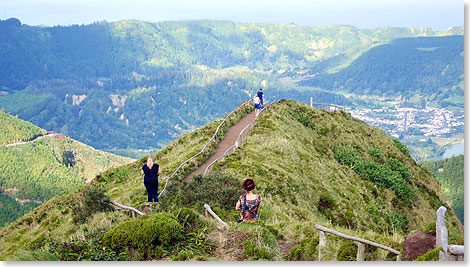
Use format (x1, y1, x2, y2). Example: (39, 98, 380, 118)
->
(0, 0, 463, 29)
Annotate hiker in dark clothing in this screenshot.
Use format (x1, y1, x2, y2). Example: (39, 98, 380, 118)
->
(236, 178, 261, 223)
(257, 89, 264, 109)
(141, 156, 161, 206)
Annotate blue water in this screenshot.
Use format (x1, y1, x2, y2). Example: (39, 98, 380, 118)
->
(442, 142, 464, 159)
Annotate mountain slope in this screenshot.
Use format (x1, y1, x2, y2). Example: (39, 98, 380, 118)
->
(300, 36, 464, 108)
(0, 110, 133, 227)
(421, 155, 464, 225)
(0, 19, 463, 157)
(0, 100, 462, 261)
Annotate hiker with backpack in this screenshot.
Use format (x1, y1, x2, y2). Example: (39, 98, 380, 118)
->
(141, 156, 161, 208)
(253, 94, 261, 117)
(236, 178, 261, 223)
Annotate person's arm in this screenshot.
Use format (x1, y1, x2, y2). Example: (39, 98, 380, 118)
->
(158, 166, 162, 175)
(141, 166, 144, 175)
(235, 198, 241, 211)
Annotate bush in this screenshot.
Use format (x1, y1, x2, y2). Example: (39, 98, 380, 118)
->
(387, 158, 412, 182)
(414, 248, 440, 261)
(237, 221, 280, 260)
(393, 139, 410, 157)
(334, 146, 415, 205)
(175, 171, 243, 212)
(172, 249, 194, 261)
(423, 221, 436, 235)
(337, 240, 357, 261)
(288, 235, 319, 261)
(71, 184, 114, 224)
(102, 213, 182, 260)
(292, 111, 314, 129)
(317, 192, 336, 222)
(369, 149, 385, 164)
(173, 207, 205, 230)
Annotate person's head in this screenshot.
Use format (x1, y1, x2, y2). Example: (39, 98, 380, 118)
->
(242, 178, 256, 193)
(259, 88, 263, 91)
(147, 156, 154, 168)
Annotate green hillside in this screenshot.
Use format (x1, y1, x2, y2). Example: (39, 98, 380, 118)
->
(0, 110, 133, 227)
(0, 101, 462, 261)
(0, 19, 463, 157)
(421, 155, 464, 225)
(0, 110, 46, 145)
(300, 36, 464, 109)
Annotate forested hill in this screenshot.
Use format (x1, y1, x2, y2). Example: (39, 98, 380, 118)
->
(300, 36, 464, 108)
(0, 110, 133, 227)
(0, 18, 463, 157)
(0, 18, 463, 91)
(421, 155, 464, 225)
(0, 100, 462, 261)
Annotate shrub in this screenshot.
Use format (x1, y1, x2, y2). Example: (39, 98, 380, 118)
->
(369, 148, 385, 164)
(393, 139, 410, 157)
(423, 221, 436, 235)
(387, 158, 412, 182)
(173, 207, 205, 230)
(317, 193, 336, 222)
(172, 249, 194, 261)
(287, 235, 319, 261)
(102, 213, 182, 260)
(292, 111, 314, 129)
(176, 171, 243, 212)
(414, 248, 440, 261)
(337, 240, 357, 261)
(71, 185, 114, 224)
(390, 213, 408, 232)
(237, 221, 280, 260)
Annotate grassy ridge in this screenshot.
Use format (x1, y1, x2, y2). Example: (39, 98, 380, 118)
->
(0, 101, 253, 260)
(212, 100, 462, 258)
(0, 110, 45, 145)
(0, 101, 463, 261)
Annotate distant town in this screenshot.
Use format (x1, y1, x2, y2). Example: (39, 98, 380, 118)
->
(350, 106, 464, 139)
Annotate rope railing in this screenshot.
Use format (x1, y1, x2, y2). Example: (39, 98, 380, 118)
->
(203, 100, 276, 175)
(158, 100, 251, 197)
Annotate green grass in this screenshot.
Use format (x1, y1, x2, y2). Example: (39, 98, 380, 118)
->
(0, 100, 463, 261)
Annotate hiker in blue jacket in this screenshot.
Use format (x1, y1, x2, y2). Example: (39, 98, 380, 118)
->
(257, 89, 264, 109)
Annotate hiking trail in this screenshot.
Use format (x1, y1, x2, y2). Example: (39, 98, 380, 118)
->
(187, 110, 257, 180)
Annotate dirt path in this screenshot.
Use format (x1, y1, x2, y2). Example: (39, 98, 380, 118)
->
(187, 110, 257, 179)
(3, 133, 59, 147)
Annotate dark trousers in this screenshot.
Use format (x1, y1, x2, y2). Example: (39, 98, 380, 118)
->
(144, 180, 159, 203)
(260, 99, 263, 108)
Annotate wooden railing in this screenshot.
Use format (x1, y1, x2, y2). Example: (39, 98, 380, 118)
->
(110, 200, 144, 219)
(203, 100, 276, 175)
(108, 101, 252, 217)
(158, 100, 251, 197)
(436, 206, 464, 261)
(204, 204, 229, 230)
(302, 98, 346, 112)
(314, 224, 400, 261)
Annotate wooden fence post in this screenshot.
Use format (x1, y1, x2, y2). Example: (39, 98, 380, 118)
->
(436, 206, 449, 261)
(356, 242, 365, 261)
(318, 230, 327, 260)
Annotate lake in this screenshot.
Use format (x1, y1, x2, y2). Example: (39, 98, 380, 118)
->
(442, 142, 464, 159)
